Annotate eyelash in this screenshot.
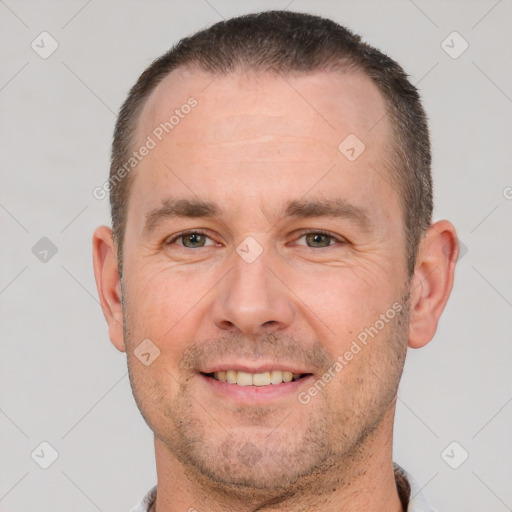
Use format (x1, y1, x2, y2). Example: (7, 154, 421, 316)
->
(165, 229, 345, 248)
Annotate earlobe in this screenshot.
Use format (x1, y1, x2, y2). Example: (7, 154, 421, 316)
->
(92, 226, 126, 352)
(408, 220, 459, 349)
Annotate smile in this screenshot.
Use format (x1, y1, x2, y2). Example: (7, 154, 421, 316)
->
(202, 370, 309, 386)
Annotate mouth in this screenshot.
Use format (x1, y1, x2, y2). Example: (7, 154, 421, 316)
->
(201, 370, 311, 387)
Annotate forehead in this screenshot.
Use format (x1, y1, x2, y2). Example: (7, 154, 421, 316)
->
(136, 65, 388, 154)
(128, 65, 395, 227)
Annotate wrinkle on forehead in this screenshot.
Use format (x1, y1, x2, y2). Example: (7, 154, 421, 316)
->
(125, 66, 400, 240)
(134, 66, 389, 158)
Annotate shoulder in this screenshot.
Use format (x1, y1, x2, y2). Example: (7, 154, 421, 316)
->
(130, 484, 157, 512)
(394, 463, 438, 512)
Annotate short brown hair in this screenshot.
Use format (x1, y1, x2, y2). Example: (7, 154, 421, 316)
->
(110, 10, 432, 277)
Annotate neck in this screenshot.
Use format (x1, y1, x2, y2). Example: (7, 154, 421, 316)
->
(151, 403, 403, 512)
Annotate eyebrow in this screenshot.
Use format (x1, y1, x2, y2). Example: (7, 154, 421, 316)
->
(144, 199, 220, 233)
(143, 197, 371, 234)
(284, 198, 371, 231)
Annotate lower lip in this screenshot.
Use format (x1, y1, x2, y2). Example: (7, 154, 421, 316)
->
(199, 373, 314, 404)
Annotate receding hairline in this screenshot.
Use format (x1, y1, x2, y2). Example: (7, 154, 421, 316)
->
(110, 11, 432, 280)
(130, 61, 394, 168)
(124, 63, 398, 217)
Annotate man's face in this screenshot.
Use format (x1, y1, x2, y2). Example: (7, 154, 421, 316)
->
(120, 67, 410, 490)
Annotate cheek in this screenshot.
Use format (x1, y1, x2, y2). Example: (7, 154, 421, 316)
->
(286, 263, 399, 350)
(123, 262, 215, 356)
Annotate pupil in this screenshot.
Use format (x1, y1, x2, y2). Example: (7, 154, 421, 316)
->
(186, 233, 204, 247)
(307, 233, 329, 247)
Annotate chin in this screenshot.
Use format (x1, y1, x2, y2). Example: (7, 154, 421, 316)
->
(171, 426, 334, 493)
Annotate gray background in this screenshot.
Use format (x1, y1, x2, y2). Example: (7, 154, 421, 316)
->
(0, 0, 511, 510)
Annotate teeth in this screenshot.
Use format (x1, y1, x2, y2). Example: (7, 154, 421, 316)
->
(270, 370, 283, 385)
(211, 370, 303, 386)
(236, 371, 253, 386)
(253, 372, 271, 386)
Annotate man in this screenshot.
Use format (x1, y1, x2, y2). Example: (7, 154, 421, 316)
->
(92, 10, 458, 512)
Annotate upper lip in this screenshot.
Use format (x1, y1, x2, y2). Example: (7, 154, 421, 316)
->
(200, 363, 312, 375)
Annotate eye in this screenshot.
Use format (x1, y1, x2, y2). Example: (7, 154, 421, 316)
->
(295, 231, 343, 248)
(166, 230, 215, 249)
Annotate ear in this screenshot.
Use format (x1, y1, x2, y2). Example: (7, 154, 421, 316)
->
(92, 226, 126, 352)
(408, 220, 459, 349)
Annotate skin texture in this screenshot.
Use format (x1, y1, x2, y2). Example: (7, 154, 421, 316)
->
(93, 66, 459, 512)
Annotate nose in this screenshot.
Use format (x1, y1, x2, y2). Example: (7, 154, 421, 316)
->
(211, 249, 294, 336)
